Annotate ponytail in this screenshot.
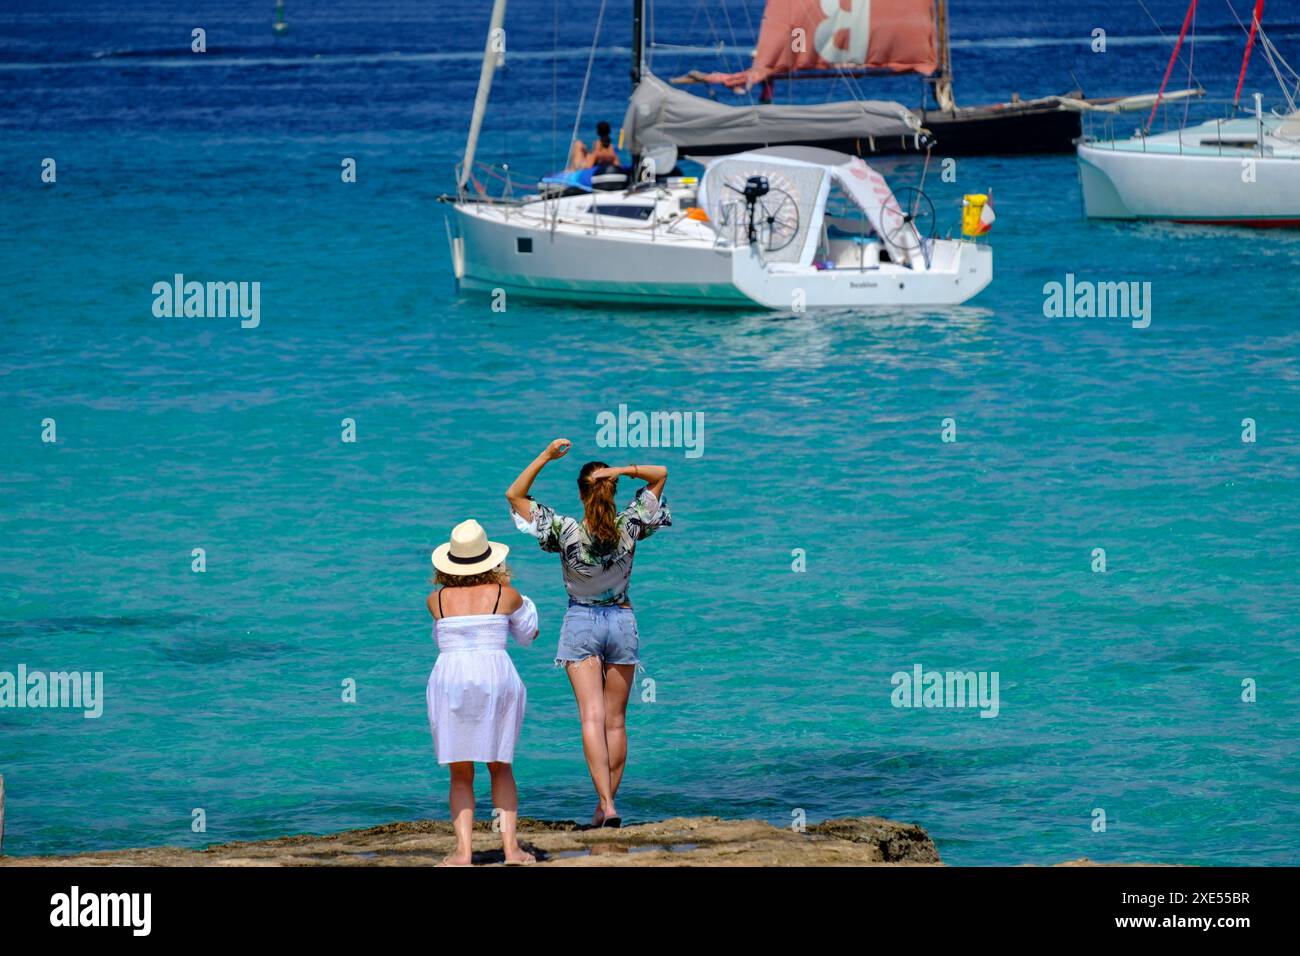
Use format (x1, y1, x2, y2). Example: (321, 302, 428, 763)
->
(578, 461, 619, 550)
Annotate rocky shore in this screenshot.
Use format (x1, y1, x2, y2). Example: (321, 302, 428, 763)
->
(0, 816, 945, 867)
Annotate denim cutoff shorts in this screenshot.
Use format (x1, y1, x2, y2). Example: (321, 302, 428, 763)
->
(556, 601, 640, 667)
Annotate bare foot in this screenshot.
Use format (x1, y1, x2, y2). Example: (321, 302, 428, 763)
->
(503, 848, 536, 865)
(438, 852, 473, 867)
(592, 803, 618, 827)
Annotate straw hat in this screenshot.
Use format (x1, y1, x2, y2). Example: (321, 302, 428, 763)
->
(431, 519, 509, 576)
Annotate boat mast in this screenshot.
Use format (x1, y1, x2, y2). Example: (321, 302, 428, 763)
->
(1232, 0, 1265, 109)
(931, 0, 955, 111)
(632, 0, 646, 87)
(458, 0, 508, 191)
(1146, 0, 1197, 132)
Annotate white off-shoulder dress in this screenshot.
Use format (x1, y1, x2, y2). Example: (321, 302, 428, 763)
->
(426, 595, 538, 765)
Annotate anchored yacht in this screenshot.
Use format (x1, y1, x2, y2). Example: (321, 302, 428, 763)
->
(450, 147, 992, 309)
(1077, 0, 1300, 227)
(445, 0, 992, 310)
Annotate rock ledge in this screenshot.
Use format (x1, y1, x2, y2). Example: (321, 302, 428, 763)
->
(1, 815, 943, 867)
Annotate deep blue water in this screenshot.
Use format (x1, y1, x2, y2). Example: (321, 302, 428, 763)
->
(1, 1, 1298, 865)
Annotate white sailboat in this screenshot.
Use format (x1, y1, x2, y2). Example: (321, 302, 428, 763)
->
(445, 0, 993, 309)
(1078, 0, 1300, 227)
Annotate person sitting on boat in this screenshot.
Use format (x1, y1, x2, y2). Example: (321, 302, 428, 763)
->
(567, 121, 621, 171)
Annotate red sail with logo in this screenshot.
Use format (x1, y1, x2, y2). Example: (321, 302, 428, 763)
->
(703, 0, 937, 91)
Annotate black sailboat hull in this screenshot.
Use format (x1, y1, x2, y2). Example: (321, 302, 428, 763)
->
(671, 99, 1083, 159)
(919, 101, 1083, 156)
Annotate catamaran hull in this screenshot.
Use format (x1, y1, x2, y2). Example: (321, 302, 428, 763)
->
(1078, 143, 1300, 226)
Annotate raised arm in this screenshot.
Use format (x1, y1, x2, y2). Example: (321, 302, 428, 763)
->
(591, 463, 668, 499)
(506, 438, 571, 519)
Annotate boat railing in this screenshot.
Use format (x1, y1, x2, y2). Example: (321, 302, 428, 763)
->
(713, 200, 744, 251)
(455, 161, 539, 211)
(710, 199, 796, 265)
(1081, 96, 1280, 157)
(459, 162, 709, 243)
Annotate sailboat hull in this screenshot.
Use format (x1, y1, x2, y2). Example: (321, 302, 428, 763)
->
(454, 204, 750, 306)
(666, 101, 1082, 158)
(921, 102, 1082, 156)
(450, 149, 993, 310)
(452, 206, 991, 310)
(1078, 142, 1300, 226)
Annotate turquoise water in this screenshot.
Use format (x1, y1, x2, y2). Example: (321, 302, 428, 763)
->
(2, 1, 1299, 865)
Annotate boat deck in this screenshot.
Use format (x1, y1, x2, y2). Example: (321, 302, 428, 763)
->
(1085, 116, 1300, 158)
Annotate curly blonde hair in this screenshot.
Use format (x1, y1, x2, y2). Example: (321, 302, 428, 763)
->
(433, 563, 512, 588)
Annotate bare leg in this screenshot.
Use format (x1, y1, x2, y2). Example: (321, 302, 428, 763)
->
(487, 762, 534, 864)
(566, 657, 616, 824)
(443, 762, 475, 866)
(567, 139, 590, 170)
(603, 663, 636, 802)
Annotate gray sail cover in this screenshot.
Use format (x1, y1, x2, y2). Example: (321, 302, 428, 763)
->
(622, 72, 923, 154)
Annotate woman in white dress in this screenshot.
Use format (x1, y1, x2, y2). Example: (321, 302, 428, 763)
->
(427, 518, 539, 866)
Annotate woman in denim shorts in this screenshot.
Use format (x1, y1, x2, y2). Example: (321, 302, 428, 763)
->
(507, 438, 671, 827)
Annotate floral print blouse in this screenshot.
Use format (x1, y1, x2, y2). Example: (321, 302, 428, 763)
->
(511, 487, 672, 606)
